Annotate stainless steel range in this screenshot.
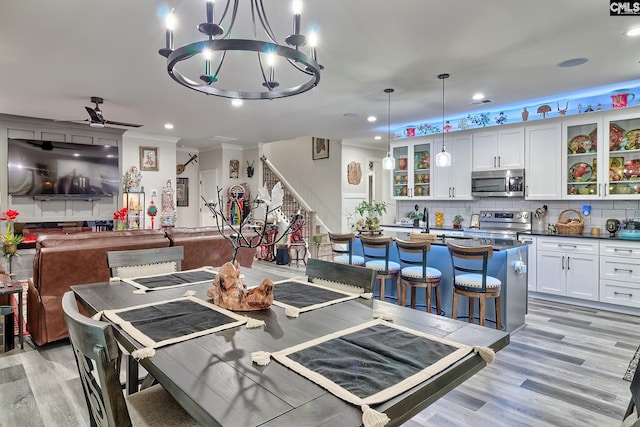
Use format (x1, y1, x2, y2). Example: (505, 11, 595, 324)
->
(475, 210, 532, 239)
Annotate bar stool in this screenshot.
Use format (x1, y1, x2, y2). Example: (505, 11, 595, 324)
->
(359, 235, 400, 301)
(447, 242, 502, 330)
(395, 238, 442, 314)
(327, 232, 365, 266)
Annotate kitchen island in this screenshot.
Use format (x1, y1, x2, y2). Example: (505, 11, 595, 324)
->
(354, 230, 529, 333)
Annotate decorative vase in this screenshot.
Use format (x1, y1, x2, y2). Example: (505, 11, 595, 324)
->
(3, 242, 17, 257)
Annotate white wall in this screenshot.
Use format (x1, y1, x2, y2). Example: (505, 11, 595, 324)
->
(121, 131, 178, 229)
(263, 136, 343, 233)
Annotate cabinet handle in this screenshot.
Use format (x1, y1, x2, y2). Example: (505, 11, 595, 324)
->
(561, 256, 565, 270)
(614, 268, 634, 273)
(559, 244, 577, 248)
(614, 248, 633, 253)
(452, 187, 456, 198)
(493, 157, 497, 168)
(525, 185, 529, 197)
(498, 156, 501, 167)
(567, 256, 570, 270)
(614, 291, 633, 297)
(449, 187, 452, 198)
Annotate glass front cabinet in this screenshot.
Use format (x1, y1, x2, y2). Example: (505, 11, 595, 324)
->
(123, 191, 145, 229)
(563, 111, 640, 199)
(390, 138, 433, 199)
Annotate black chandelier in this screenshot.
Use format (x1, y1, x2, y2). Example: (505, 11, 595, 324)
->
(159, 0, 322, 100)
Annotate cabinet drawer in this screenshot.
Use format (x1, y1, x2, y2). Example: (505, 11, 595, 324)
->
(600, 241, 640, 259)
(600, 257, 640, 282)
(600, 280, 640, 308)
(538, 238, 598, 255)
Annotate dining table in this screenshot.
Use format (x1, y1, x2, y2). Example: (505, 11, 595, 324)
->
(71, 267, 509, 427)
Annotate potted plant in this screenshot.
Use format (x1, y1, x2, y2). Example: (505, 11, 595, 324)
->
(354, 200, 387, 232)
(453, 215, 464, 229)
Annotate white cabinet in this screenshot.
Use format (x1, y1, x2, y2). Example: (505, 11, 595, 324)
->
(525, 122, 562, 200)
(600, 241, 640, 308)
(536, 238, 599, 301)
(432, 133, 473, 200)
(472, 127, 524, 171)
(604, 111, 640, 198)
(518, 235, 537, 292)
(562, 117, 602, 199)
(390, 138, 433, 199)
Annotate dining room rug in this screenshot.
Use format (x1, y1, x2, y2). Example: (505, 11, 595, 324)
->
(271, 279, 362, 317)
(121, 267, 218, 292)
(252, 319, 494, 426)
(101, 296, 246, 351)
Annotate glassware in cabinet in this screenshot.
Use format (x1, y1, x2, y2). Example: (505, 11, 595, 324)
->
(391, 145, 409, 198)
(563, 119, 601, 198)
(605, 112, 640, 197)
(412, 142, 431, 198)
(390, 139, 432, 199)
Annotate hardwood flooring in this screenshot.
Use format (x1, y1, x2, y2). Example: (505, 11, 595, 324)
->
(0, 260, 636, 426)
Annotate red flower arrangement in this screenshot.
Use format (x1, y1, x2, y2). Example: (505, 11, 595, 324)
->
(113, 207, 129, 230)
(1, 209, 23, 257)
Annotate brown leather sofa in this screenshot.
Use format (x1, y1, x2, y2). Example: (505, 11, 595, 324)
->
(165, 227, 255, 270)
(27, 228, 257, 346)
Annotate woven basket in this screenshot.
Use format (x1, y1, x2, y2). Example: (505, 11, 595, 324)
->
(555, 209, 585, 235)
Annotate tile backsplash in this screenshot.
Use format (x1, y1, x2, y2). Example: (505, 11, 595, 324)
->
(394, 199, 640, 232)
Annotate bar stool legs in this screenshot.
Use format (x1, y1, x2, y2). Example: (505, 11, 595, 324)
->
(452, 288, 502, 330)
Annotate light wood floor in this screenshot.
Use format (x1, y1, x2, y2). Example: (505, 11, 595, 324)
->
(0, 260, 635, 426)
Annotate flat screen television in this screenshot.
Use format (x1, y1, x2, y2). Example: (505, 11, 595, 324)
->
(7, 139, 119, 196)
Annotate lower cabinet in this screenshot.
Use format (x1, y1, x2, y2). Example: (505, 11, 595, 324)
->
(536, 238, 599, 301)
(599, 241, 640, 308)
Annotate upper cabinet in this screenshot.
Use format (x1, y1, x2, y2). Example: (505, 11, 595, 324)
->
(562, 117, 602, 199)
(472, 127, 524, 171)
(432, 133, 473, 200)
(604, 111, 640, 198)
(525, 122, 562, 200)
(390, 138, 433, 199)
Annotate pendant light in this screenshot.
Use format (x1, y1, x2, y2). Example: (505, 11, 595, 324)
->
(435, 73, 452, 167)
(382, 88, 395, 170)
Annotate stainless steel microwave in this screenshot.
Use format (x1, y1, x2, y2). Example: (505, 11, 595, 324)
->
(471, 169, 525, 197)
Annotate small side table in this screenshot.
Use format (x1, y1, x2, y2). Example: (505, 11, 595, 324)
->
(0, 280, 24, 349)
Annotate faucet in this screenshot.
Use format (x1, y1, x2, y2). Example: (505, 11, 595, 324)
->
(422, 207, 430, 234)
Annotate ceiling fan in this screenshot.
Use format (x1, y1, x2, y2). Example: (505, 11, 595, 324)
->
(82, 96, 142, 128)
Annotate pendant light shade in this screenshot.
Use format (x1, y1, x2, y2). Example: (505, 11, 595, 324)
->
(435, 73, 452, 167)
(382, 88, 395, 170)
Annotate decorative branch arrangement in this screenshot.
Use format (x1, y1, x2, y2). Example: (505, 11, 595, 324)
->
(201, 182, 304, 265)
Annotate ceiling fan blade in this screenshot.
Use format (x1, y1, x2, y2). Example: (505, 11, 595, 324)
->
(85, 106, 102, 123)
(104, 119, 143, 128)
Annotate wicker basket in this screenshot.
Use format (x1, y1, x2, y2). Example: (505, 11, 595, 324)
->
(555, 209, 585, 235)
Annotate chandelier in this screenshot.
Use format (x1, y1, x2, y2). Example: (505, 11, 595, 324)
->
(158, 0, 322, 100)
(382, 88, 395, 170)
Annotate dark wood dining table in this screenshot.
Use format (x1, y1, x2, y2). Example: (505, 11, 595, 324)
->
(72, 268, 509, 427)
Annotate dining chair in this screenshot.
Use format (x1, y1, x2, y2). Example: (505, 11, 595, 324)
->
(358, 235, 400, 301)
(395, 238, 442, 314)
(327, 232, 365, 266)
(107, 246, 184, 279)
(62, 291, 198, 426)
(447, 242, 502, 330)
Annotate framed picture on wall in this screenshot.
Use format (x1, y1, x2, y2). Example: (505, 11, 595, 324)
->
(176, 177, 188, 206)
(140, 146, 159, 171)
(312, 137, 329, 160)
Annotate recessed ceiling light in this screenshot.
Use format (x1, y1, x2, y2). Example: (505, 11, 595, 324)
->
(374, 136, 382, 140)
(472, 92, 485, 101)
(164, 123, 174, 129)
(558, 58, 588, 68)
(367, 115, 377, 122)
(231, 99, 243, 107)
(625, 27, 640, 37)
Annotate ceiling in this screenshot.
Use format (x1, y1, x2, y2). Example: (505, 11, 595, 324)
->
(1, 1, 639, 151)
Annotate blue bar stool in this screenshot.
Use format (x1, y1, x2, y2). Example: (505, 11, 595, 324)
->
(359, 235, 400, 301)
(447, 242, 502, 330)
(328, 232, 365, 266)
(395, 238, 442, 314)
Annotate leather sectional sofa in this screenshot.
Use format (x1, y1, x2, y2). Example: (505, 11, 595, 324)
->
(27, 227, 256, 346)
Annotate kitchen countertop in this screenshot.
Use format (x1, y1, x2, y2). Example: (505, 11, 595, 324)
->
(519, 230, 640, 242)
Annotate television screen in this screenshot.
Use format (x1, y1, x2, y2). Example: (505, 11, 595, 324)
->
(7, 139, 119, 196)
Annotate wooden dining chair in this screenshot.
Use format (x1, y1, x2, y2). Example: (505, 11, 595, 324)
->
(358, 235, 400, 301)
(62, 291, 198, 426)
(327, 232, 365, 266)
(447, 242, 502, 330)
(107, 246, 184, 278)
(395, 238, 442, 314)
